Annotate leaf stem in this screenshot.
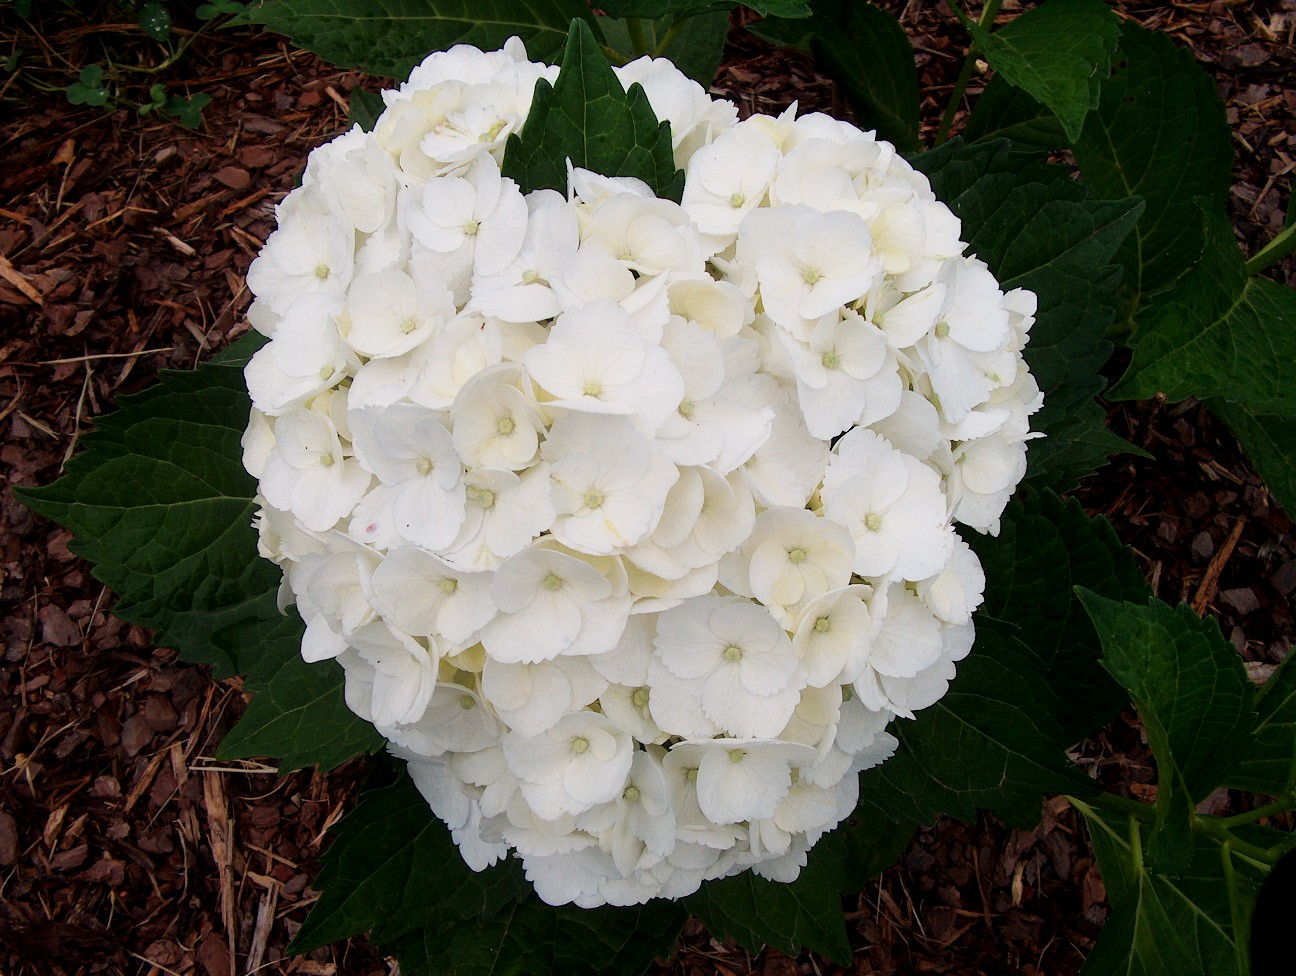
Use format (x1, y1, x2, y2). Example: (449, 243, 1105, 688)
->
(625, 17, 652, 59)
(1193, 814, 1278, 866)
(1244, 220, 1296, 277)
(653, 16, 687, 59)
(1219, 797, 1296, 830)
(935, 0, 1002, 145)
(1221, 841, 1253, 976)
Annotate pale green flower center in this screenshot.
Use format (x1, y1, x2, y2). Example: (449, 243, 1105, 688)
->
(788, 547, 808, 565)
(521, 269, 542, 284)
(584, 381, 602, 397)
(632, 687, 649, 709)
(571, 736, 589, 755)
(727, 749, 746, 764)
(464, 219, 480, 236)
(474, 487, 496, 510)
(416, 457, 434, 475)
(313, 263, 330, 280)
(496, 416, 516, 435)
(821, 351, 841, 369)
(678, 399, 696, 419)
(814, 615, 832, 634)
(623, 785, 641, 803)
(319, 364, 336, 380)
(440, 577, 458, 595)
(729, 192, 745, 208)
(865, 512, 883, 532)
(934, 321, 951, 339)
(400, 317, 418, 334)
(459, 695, 475, 710)
(723, 644, 743, 663)
(802, 267, 820, 285)
(584, 488, 605, 510)
(318, 452, 335, 468)
(542, 572, 564, 592)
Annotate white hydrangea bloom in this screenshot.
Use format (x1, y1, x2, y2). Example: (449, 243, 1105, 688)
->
(240, 40, 1040, 908)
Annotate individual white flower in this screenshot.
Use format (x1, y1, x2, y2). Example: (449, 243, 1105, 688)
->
(916, 535, 986, 625)
(449, 363, 546, 470)
(481, 654, 607, 738)
(503, 711, 634, 819)
(578, 751, 675, 877)
(368, 546, 495, 644)
(470, 189, 579, 322)
(791, 584, 876, 688)
(681, 124, 781, 239)
(850, 583, 945, 718)
(405, 756, 507, 870)
(259, 407, 371, 532)
(345, 620, 440, 727)
(343, 266, 455, 360)
(441, 464, 556, 571)
(821, 427, 950, 581)
(245, 190, 355, 315)
(387, 683, 502, 757)
(614, 56, 737, 169)
(406, 153, 528, 277)
(244, 294, 357, 416)
(405, 311, 504, 409)
(668, 738, 816, 825)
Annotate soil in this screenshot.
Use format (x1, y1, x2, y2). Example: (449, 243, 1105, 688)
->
(1, 2, 1294, 975)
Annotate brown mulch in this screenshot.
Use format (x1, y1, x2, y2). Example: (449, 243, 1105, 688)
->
(1, 2, 1293, 975)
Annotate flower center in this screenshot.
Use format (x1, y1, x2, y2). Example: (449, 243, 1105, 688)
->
(313, 263, 330, 280)
(319, 364, 336, 380)
(802, 267, 821, 285)
(678, 399, 696, 419)
(416, 457, 434, 476)
(318, 452, 335, 468)
(821, 351, 841, 369)
(788, 547, 808, 565)
(583, 380, 602, 397)
(400, 317, 418, 334)
(474, 487, 496, 510)
(542, 572, 564, 592)
(622, 785, 641, 803)
(729, 192, 745, 208)
(723, 644, 743, 663)
(865, 512, 883, 532)
(584, 488, 605, 510)
(440, 577, 458, 595)
(464, 219, 480, 236)
(727, 749, 746, 764)
(571, 736, 589, 755)
(686, 767, 698, 783)
(814, 615, 832, 633)
(496, 416, 516, 435)
(521, 269, 542, 284)
(459, 695, 475, 710)
(934, 321, 951, 339)
(631, 687, 649, 709)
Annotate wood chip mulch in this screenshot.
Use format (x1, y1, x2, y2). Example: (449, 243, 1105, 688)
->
(1, 2, 1294, 975)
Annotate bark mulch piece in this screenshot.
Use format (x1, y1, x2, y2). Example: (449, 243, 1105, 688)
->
(1, 2, 1293, 975)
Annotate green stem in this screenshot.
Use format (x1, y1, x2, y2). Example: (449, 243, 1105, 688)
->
(1221, 842, 1253, 976)
(1219, 796, 1296, 830)
(935, 0, 1003, 145)
(1068, 791, 1154, 821)
(1244, 220, 1296, 277)
(625, 17, 652, 59)
(653, 15, 687, 59)
(1194, 814, 1278, 866)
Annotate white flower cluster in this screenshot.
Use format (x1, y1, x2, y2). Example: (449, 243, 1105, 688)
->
(239, 38, 1041, 908)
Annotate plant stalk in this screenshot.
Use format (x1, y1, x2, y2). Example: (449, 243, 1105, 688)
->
(1244, 220, 1296, 277)
(625, 17, 652, 59)
(654, 16, 687, 59)
(935, 0, 1003, 145)
(1219, 796, 1296, 830)
(1221, 842, 1253, 976)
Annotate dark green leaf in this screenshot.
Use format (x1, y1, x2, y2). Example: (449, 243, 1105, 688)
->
(1208, 398, 1296, 518)
(16, 358, 281, 677)
(388, 897, 687, 976)
(598, 8, 729, 87)
(599, 0, 807, 17)
(1076, 800, 1261, 976)
(914, 138, 1144, 489)
(751, 0, 920, 151)
(1077, 594, 1258, 871)
(965, 0, 1120, 143)
(237, 0, 597, 78)
(163, 92, 211, 129)
(963, 74, 1066, 151)
(857, 624, 1096, 828)
(686, 809, 913, 963)
(348, 87, 386, 131)
(968, 488, 1149, 743)
(1073, 21, 1233, 325)
(210, 330, 267, 367)
(67, 64, 110, 106)
(291, 764, 528, 952)
(1227, 652, 1296, 797)
(138, 1, 172, 40)
(1111, 205, 1296, 414)
(501, 20, 683, 201)
(215, 612, 383, 772)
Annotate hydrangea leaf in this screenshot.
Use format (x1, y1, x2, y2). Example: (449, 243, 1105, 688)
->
(914, 138, 1144, 490)
(1077, 594, 1258, 872)
(501, 19, 684, 202)
(214, 612, 383, 772)
(1224, 651, 1296, 797)
(598, 8, 729, 87)
(856, 623, 1098, 828)
(386, 896, 687, 976)
(1206, 399, 1296, 518)
(685, 810, 915, 963)
(598, 0, 809, 18)
(1073, 21, 1233, 326)
(967, 488, 1149, 744)
(749, 0, 921, 152)
(963, 0, 1120, 143)
(348, 87, 386, 131)
(1073, 800, 1263, 976)
(290, 763, 529, 952)
(236, 0, 595, 78)
(1111, 204, 1296, 415)
(15, 355, 281, 678)
(963, 75, 1066, 151)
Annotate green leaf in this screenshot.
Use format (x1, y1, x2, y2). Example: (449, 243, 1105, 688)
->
(66, 64, 110, 106)
(1111, 205, 1296, 413)
(388, 896, 687, 976)
(750, 0, 920, 152)
(1073, 21, 1233, 325)
(237, 0, 597, 78)
(214, 612, 383, 772)
(291, 763, 529, 952)
(686, 809, 914, 963)
(1077, 594, 1258, 871)
(967, 489, 1149, 744)
(1207, 398, 1296, 518)
(348, 86, 386, 131)
(599, 0, 808, 17)
(598, 8, 729, 87)
(138, 1, 172, 40)
(856, 623, 1097, 827)
(501, 20, 683, 202)
(163, 92, 211, 130)
(913, 138, 1144, 490)
(963, 74, 1066, 151)
(1227, 652, 1296, 797)
(1075, 800, 1262, 976)
(16, 358, 281, 678)
(965, 0, 1120, 143)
